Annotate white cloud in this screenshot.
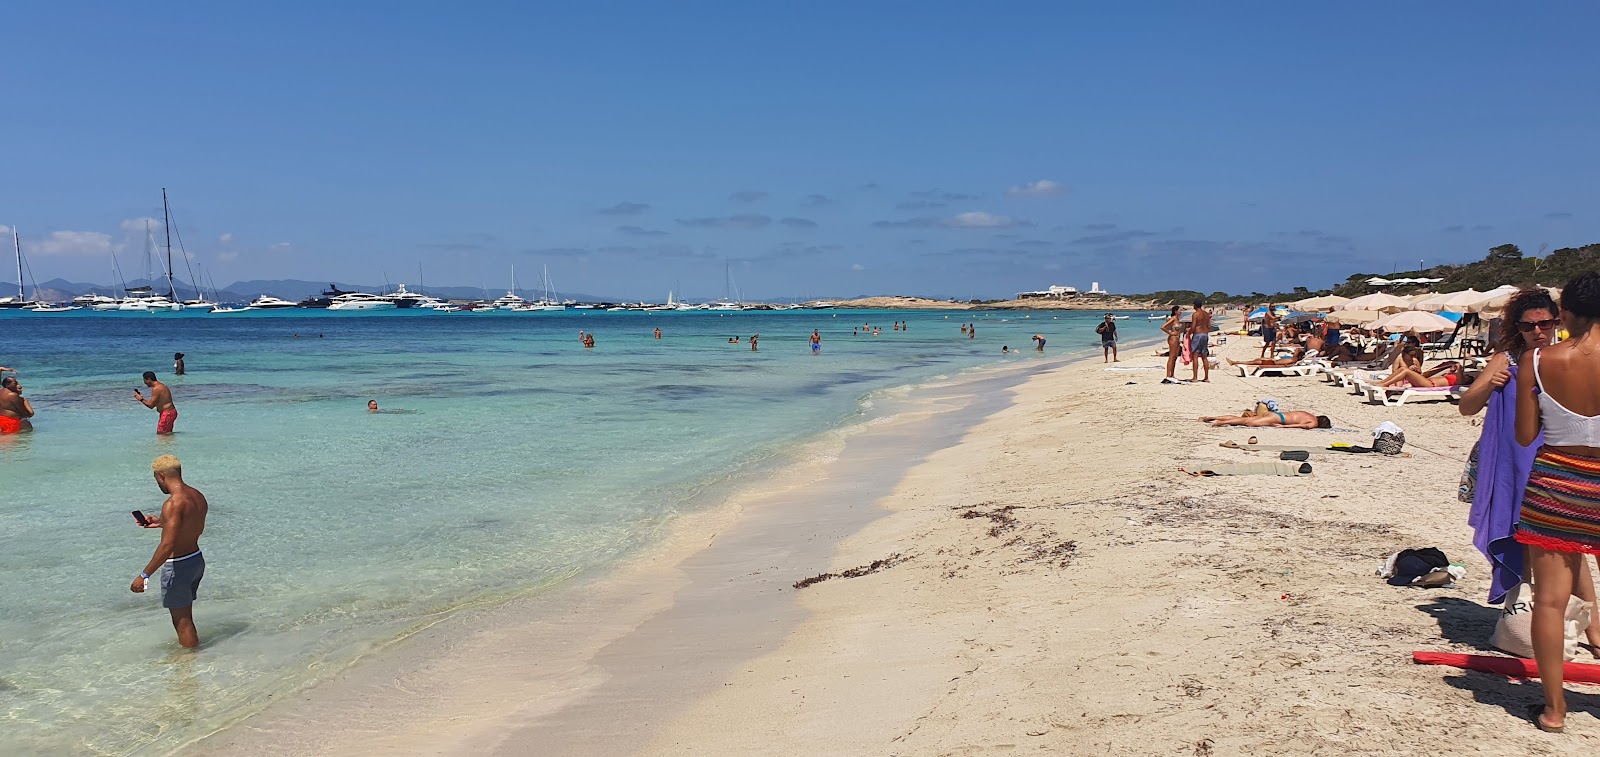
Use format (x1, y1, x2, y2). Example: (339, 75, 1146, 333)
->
(944, 211, 1027, 228)
(31, 230, 115, 256)
(0, 224, 10, 234)
(851, 263, 865, 271)
(216, 251, 239, 262)
(270, 242, 291, 251)
(120, 217, 162, 234)
(218, 233, 233, 244)
(1007, 179, 1067, 198)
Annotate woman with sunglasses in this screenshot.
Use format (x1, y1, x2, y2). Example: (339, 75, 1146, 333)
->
(1462, 290, 1599, 658)
(1516, 273, 1600, 733)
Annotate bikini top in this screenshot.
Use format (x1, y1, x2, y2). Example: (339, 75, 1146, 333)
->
(1533, 348, 1600, 447)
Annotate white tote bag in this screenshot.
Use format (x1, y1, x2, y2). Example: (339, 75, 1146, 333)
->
(1491, 582, 1592, 660)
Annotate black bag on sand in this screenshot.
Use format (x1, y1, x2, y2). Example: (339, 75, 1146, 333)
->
(1279, 450, 1311, 462)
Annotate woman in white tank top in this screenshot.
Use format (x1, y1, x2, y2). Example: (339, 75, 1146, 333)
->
(1514, 272, 1600, 733)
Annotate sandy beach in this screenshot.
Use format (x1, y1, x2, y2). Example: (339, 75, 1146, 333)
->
(194, 325, 1596, 755)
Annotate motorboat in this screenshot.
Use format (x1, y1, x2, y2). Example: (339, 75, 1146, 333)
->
(29, 303, 80, 312)
(297, 284, 356, 309)
(490, 291, 525, 309)
(328, 292, 397, 311)
(382, 283, 428, 309)
(182, 300, 218, 312)
(211, 306, 254, 314)
(72, 293, 119, 308)
(248, 295, 298, 309)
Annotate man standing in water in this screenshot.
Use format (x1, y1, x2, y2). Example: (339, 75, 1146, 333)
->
(134, 371, 178, 435)
(1190, 298, 1213, 383)
(131, 455, 209, 649)
(810, 329, 822, 354)
(0, 375, 34, 433)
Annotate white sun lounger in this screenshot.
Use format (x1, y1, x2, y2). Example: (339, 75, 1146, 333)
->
(1237, 363, 1319, 378)
(1361, 385, 1461, 407)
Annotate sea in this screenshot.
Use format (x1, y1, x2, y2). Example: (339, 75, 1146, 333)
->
(0, 307, 1157, 755)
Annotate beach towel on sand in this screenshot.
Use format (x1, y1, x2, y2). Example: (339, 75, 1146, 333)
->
(1184, 461, 1311, 477)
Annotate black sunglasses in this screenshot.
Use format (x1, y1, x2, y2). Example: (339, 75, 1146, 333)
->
(1517, 318, 1560, 332)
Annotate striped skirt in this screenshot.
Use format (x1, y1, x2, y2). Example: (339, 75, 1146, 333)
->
(1516, 449, 1600, 555)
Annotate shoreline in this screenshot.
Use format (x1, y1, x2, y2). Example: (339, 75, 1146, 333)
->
(187, 348, 1096, 755)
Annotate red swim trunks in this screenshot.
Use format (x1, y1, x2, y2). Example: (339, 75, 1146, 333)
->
(157, 409, 178, 434)
(0, 415, 21, 434)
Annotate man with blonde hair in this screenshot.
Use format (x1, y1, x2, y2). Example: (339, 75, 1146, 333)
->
(131, 455, 209, 648)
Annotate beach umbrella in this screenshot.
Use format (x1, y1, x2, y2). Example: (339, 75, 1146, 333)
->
(1326, 309, 1382, 325)
(1374, 310, 1458, 335)
(1419, 289, 1487, 313)
(1410, 292, 1441, 306)
(1469, 285, 1536, 314)
(1281, 311, 1322, 326)
(1339, 292, 1412, 312)
(1293, 294, 1349, 311)
(1245, 307, 1266, 320)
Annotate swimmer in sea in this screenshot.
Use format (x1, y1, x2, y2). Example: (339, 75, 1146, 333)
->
(654, 328, 661, 340)
(173, 353, 185, 376)
(750, 334, 759, 351)
(810, 329, 822, 355)
(729, 336, 740, 344)
(0, 376, 34, 434)
(368, 400, 379, 413)
(1002, 346, 1010, 354)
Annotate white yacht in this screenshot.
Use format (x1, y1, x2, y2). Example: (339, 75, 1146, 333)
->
(381, 283, 431, 309)
(210, 305, 254, 314)
(248, 295, 298, 309)
(490, 291, 526, 309)
(72, 293, 119, 308)
(29, 303, 80, 312)
(328, 292, 397, 311)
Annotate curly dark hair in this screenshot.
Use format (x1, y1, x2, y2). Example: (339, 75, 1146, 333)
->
(1497, 287, 1560, 357)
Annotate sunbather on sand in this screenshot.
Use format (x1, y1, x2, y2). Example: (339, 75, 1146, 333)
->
(1376, 361, 1462, 389)
(1227, 345, 1309, 367)
(1198, 410, 1332, 429)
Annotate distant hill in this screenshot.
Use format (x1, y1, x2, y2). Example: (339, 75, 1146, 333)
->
(1329, 243, 1600, 297)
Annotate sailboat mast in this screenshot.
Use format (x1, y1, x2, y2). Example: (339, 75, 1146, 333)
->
(163, 189, 177, 300)
(14, 227, 24, 300)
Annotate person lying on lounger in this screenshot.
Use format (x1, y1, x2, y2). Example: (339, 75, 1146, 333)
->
(1226, 345, 1311, 367)
(1375, 360, 1463, 389)
(1198, 410, 1333, 429)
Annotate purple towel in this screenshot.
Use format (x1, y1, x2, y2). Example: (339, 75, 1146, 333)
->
(1467, 365, 1541, 604)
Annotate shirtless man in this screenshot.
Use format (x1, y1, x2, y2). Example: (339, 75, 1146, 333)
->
(131, 454, 209, 648)
(368, 400, 380, 413)
(1189, 299, 1213, 383)
(134, 371, 178, 435)
(1198, 410, 1333, 429)
(0, 375, 35, 433)
(1259, 306, 1279, 359)
(810, 329, 822, 354)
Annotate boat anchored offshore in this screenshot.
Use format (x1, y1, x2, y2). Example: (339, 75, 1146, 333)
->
(247, 295, 298, 309)
(327, 291, 397, 311)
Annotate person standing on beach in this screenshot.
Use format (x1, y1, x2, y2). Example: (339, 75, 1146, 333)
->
(173, 353, 186, 376)
(134, 371, 178, 435)
(1096, 314, 1118, 363)
(810, 329, 821, 354)
(1161, 306, 1183, 382)
(0, 376, 34, 433)
(1259, 306, 1278, 359)
(131, 454, 209, 649)
(1190, 299, 1213, 383)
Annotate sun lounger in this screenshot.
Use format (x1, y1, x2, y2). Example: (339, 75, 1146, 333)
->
(1236, 363, 1319, 378)
(1361, 384, 1461, 407)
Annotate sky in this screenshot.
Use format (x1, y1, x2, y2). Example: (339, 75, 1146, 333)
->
(2, 2, 1597, 300)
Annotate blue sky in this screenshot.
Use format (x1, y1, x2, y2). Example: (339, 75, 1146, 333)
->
(2, 2, 1596, 300)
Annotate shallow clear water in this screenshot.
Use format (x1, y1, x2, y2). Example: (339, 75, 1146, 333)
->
(0, 307, 1157, 754)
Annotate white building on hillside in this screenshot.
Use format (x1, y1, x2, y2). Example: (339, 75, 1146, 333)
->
(1016, 284, 1079, 300)
(1086, 281, 1108, 295)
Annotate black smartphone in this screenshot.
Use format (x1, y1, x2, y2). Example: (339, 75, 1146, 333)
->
(132, 511, 149, 526)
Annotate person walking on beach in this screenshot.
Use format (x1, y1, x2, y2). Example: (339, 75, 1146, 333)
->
(810, 329, 822, 355)
(0, 376, 34, 434)
(1160, 306, 1183, 383)
(131, 454, 209, 649)
(1259, 306, 1278, 359)
(1096, 314, 1118, 363)
(173, 353, 185, 376)
(1513, 273, 1600, 733)
(135, 372, 178, 435)
(1190, 299, 1213, 383)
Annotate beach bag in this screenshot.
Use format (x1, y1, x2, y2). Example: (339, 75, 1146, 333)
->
(1458, 440, 1481, 504)
(1373, 422, 1406, 456)
(1491, 582, 1591, 661)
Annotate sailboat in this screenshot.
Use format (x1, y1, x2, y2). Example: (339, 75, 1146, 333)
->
(707, 260, 742, 311)
(513, 265, 565, 311)
(0, 227, 40, 309)
(490, 265, 525, 309)
(120, 204, 182, 312)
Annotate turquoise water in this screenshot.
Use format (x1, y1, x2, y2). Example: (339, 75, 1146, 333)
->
(0, 308, 1156, 754)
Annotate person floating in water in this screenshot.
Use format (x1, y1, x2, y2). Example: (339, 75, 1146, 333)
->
(135, 371, 178, 435)
(368, 400, 380, 413)
(0, 375, 34, 434)
(131, 454, 209, 649)
(728, 336, 740, 344)
(1001, 346, 1011, 354)
(810, 329, 822, 354)
(173, 353, 186, 376)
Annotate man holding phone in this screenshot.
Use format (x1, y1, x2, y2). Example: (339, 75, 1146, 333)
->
(134, 371, 178, 435)
(130, 455, 209, 648)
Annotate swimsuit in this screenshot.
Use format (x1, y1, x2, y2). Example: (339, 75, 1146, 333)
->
(157, 408, 178, 434)
(0, 415, 21, 434)
(811, 342, 820, 352)
(1274, 412, 1287, 425)
(1444, 373, 1460, 387)
(1190, 332, 1211, 358)
(160, 550, 205, 609)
